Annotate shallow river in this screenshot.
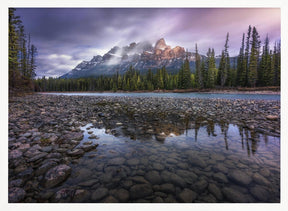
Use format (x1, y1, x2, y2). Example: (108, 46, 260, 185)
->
(41, 92, 280, 101)
(48, 120, 280, 202)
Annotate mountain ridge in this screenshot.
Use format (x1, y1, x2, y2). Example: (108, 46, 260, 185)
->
(60, 38, 234, 79)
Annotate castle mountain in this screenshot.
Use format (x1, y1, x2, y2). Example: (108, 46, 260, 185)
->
(60, 38, 226, 79)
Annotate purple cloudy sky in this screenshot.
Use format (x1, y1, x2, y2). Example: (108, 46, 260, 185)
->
(15, 8, 280, 78)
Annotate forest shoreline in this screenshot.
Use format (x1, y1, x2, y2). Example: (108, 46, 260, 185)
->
(37, 87, 280, 95)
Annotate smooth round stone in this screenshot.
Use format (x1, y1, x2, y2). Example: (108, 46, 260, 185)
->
(188, 156, 206, 168)
(252, 173, 271, 186)
(153, 163, 165, 171)
(158, 183, 175, 194)
(250, 185, 270, 202)
(144, 170, 162, 184)
(208, 183, 223, 200)
(166, 158, 178, 164)
(120, 180, 133, 189)
(130, 176, 149, 184)
(178, 188, 197, 203)
(130, 184, 153, 199)
(177, 162, 189, 169)
(112, 188, 129, 202)
(213, 163, 228, 174)
(103, 195, 119, 203)
(259, 168, 271, 177)
(164, 195, 177, 203)
(193, 179, 208, 193)
(161, 171, 186, 188)
(126, 158, 140, 166)
(213, 172, 229, 183)
(222, 187, 249, 203)
(211, 153, 225, 161)
(108, 157, 126, 165)
(228, 170, 252, 186)
(91, 187, 109, 201)
(153, 196, 164, 203)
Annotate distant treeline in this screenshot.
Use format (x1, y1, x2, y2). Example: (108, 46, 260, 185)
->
(34, 25, 280, 92)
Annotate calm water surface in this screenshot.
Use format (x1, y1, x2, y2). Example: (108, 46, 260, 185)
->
(48, 121, 280, 203)
(42, 92, 280, 101)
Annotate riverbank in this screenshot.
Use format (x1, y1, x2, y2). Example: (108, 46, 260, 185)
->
(36, 86, 280, 95)
(8, 94, 280, 202)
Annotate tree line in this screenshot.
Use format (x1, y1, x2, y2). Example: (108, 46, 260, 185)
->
(33, 25, 280, 92)
(9, 8, 37, 91)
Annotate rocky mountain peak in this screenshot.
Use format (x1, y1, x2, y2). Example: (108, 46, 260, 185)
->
(60, 38, 218, 79)
(155, 38, 168, 50)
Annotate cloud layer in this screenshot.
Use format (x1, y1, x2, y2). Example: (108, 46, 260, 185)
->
(15, 8, 281, 77)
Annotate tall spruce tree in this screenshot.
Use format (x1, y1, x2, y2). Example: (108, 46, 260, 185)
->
(244, 25, 252, 87)
(182, 57, 191, 89)
(248, 26, 261, 87)
(237, 33, 246, 86)
(259, 35, 271, 86)
(206, 48, 216, 88)
(195, 43, 203, 88)
(218, 33, 230, 87)
(272, 41, 281, 86)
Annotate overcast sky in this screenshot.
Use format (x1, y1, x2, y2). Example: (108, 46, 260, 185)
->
(15, 8, 281, 78)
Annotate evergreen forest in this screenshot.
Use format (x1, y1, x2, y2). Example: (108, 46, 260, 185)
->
(8, 9, 280, 93)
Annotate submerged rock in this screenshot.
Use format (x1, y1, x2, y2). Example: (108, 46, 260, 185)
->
(228, 170, 252, 186)
(178, 188, 197, 202)
(91, 187, 109, 201)
(130, 184, 153, 199)
(43, 164, 71, 188)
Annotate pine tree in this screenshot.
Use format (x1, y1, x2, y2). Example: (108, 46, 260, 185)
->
(182, 57, 191, 89)
(206, 48, 216, 88)
(259, 35, 270, 86)
(29, 44, 37, 79)
(248, 27, 261, 87)
(244, 25, 252, 87)
(224, 33, 231, 86)
(237, 33, 246, 86)
(218, 33, 230, 87)
(195, 43, 203, 88)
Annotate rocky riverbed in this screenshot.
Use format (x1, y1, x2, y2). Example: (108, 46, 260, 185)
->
(8, 94, 280, 203)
